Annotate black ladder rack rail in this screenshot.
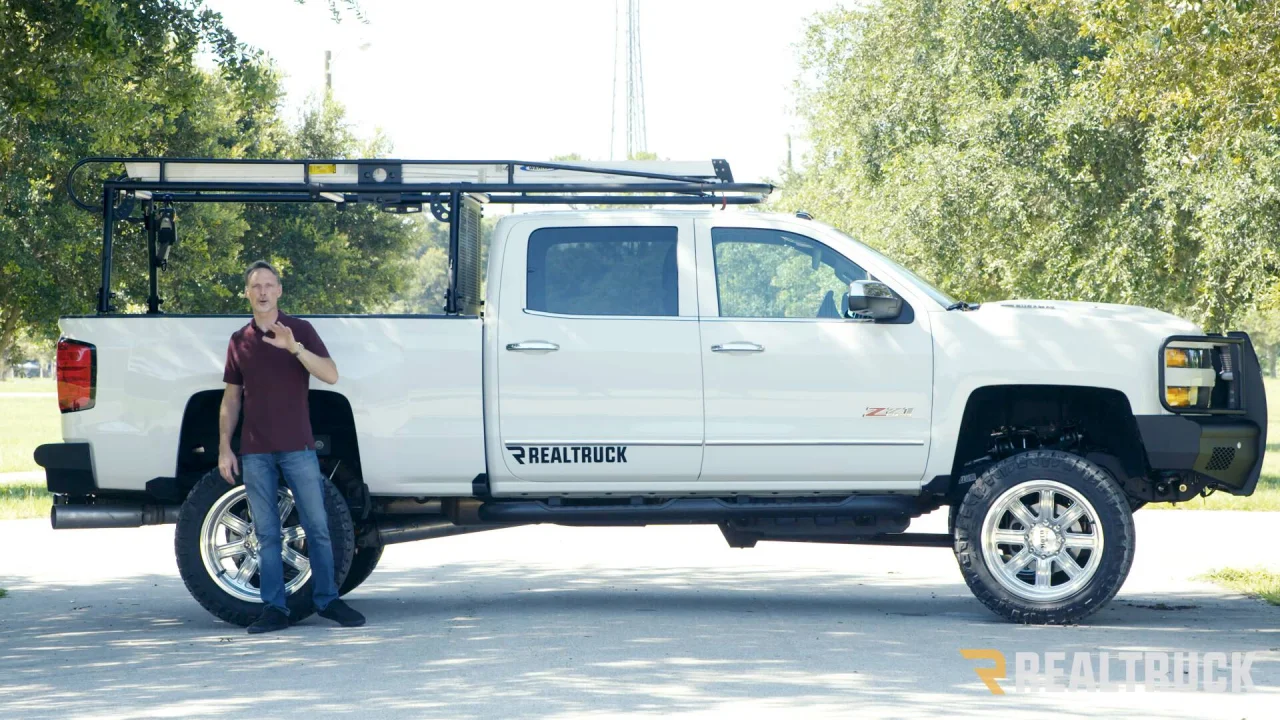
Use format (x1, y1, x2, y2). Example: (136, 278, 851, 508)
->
(66, 157, 774, 315)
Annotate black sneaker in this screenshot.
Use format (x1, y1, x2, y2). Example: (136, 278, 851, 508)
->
(247, 607, 290, 634)
(317, 599, 366, 628)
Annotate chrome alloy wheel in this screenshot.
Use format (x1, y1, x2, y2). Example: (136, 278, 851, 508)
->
(980, 479, 1105, 602)
(198, 485, 311, 603)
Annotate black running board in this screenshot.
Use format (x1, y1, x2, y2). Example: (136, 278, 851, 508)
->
(476, 494, 929, 526)
(721, 528, 953, 549)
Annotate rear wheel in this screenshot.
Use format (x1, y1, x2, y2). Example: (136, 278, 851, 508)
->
(953, 450, 1135, 624)
(175, 471, 354, 627)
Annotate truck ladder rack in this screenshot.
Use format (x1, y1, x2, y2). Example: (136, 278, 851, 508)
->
(67, 156, 773, 315)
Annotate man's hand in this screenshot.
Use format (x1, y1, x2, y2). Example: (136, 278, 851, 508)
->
(218, 447, 240, 484)
(262, 321, 297, 352)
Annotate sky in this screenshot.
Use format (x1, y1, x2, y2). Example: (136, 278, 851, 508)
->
(205, 0, 845, 184)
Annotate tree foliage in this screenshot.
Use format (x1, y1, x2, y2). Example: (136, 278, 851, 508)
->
(0, 0, 270, 373)
(0, 0, 417, 374)
(785, 0, 1280, 330)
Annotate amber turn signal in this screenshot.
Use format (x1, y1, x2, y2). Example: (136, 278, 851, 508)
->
(1165, 386, 1195, 407)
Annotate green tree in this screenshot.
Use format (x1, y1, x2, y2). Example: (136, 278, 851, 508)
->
(1237, 280, 1280, 377)
(1238, 305, 1280, 377)
(0, 0, 278, 375)
(230, 95, 416, 314)
(786, 0, 1280, 330)
(0, 1, 421, 376)
(383, 219, 451, 314)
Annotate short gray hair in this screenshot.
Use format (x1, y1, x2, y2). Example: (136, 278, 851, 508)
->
(244, 260, 280, 284)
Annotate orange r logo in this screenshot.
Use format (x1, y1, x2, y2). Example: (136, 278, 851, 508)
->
(961, 648, 1007, 695)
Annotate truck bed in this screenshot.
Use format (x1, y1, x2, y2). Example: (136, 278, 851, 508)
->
(58, 315, 485, 496)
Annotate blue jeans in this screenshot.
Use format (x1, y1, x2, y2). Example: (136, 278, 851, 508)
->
(241, 449, 338, 613)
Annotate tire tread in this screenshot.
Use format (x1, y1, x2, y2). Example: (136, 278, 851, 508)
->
(174, 471, 355, 627)
(953, 450, 1135, 625)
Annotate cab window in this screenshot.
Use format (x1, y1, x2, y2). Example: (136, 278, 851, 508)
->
(526, 226, 679, 316)
(711, 227, 868, 318)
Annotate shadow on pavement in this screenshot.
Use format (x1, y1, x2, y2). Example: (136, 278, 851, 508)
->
(1, 561, 1276, 718)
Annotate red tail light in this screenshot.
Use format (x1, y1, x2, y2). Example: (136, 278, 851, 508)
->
(56, 338, 96, 413)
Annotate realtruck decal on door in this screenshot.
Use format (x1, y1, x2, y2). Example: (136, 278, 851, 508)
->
(507, 444, 629, 465)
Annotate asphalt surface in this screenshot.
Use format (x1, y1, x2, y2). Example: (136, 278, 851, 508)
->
(0, 471, 44, 486)
(1, 509, 1277, 719)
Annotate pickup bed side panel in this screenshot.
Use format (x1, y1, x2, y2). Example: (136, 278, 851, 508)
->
(57, 315, 484, 495)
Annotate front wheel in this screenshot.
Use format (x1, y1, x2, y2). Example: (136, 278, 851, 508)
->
(953, 450, 1135, 624)
(175, 471, 355, 627)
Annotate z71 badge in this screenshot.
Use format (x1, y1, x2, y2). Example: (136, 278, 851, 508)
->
(864, 407, 914, 417)
(507, 444, 628, 465)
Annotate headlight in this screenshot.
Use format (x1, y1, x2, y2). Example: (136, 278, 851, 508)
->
(1164, 344, 1214, 409)
(1161, 336, 1247, 413)
(1165, 348, 1209, 368)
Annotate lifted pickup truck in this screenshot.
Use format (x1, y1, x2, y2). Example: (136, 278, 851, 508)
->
(38, 157, 1267, 626)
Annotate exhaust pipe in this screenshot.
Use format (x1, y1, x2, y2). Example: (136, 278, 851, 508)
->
(362, 515, 514, 547)
(51, 504, 180, 530)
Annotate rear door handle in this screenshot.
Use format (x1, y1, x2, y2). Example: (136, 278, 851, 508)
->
(506, 341, 560, 352)
(711, 342, 764, 353)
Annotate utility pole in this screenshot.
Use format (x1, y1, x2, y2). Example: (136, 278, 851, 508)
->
(610, 0, 647, 160)
(324, 43, 370, 94)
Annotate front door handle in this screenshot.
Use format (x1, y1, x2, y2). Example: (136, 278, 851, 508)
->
(506, 341, 560, 352)
(711, 341, 765, 353)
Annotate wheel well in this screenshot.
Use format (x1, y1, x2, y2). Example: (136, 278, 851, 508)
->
(951, 385, 1147, 486)
(174, 389, 366, 507)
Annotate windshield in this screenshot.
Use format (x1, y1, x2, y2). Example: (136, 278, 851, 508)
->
(832, 229, 958, 308)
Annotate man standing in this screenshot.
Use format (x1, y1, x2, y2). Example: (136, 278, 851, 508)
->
(218, 260, 366, 634)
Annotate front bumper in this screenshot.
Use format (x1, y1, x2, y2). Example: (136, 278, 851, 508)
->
(1135, 331, 1268, 495)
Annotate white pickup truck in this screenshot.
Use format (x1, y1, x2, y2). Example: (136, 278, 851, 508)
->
(38, 158, 1267, 626)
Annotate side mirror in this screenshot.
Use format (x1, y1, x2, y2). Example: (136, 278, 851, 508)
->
(846, 280, 902, 321)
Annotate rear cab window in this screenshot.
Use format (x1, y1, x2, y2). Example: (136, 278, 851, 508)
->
(526, 226, 679, 316)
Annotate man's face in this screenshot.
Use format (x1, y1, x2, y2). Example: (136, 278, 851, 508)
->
(245, 269, 282, 314)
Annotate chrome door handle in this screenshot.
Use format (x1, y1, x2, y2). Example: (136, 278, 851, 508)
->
(711, 342, 764, 353)
(506, 341, 560, 352)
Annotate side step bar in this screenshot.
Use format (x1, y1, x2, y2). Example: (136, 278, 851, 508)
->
(720, 527, 953, 549)
(477, 494, 929, 526)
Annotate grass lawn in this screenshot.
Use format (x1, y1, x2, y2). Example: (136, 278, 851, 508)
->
(0, 378, 59, 520)
(0, 377, 56, 394)
(1198, 568, 1280, 606)
(0, 378, 60, 473)
(0, 483, 49, 521)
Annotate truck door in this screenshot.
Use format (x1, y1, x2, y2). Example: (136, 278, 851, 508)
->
(694, 221, 933, 487)
(495, 217, 703, 483)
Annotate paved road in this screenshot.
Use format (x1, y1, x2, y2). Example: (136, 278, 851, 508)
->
(1, 510, 1276, 718)
(0, 471, 44, 486)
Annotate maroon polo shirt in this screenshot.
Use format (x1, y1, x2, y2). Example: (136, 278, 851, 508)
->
(223, 312, 330, 455)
